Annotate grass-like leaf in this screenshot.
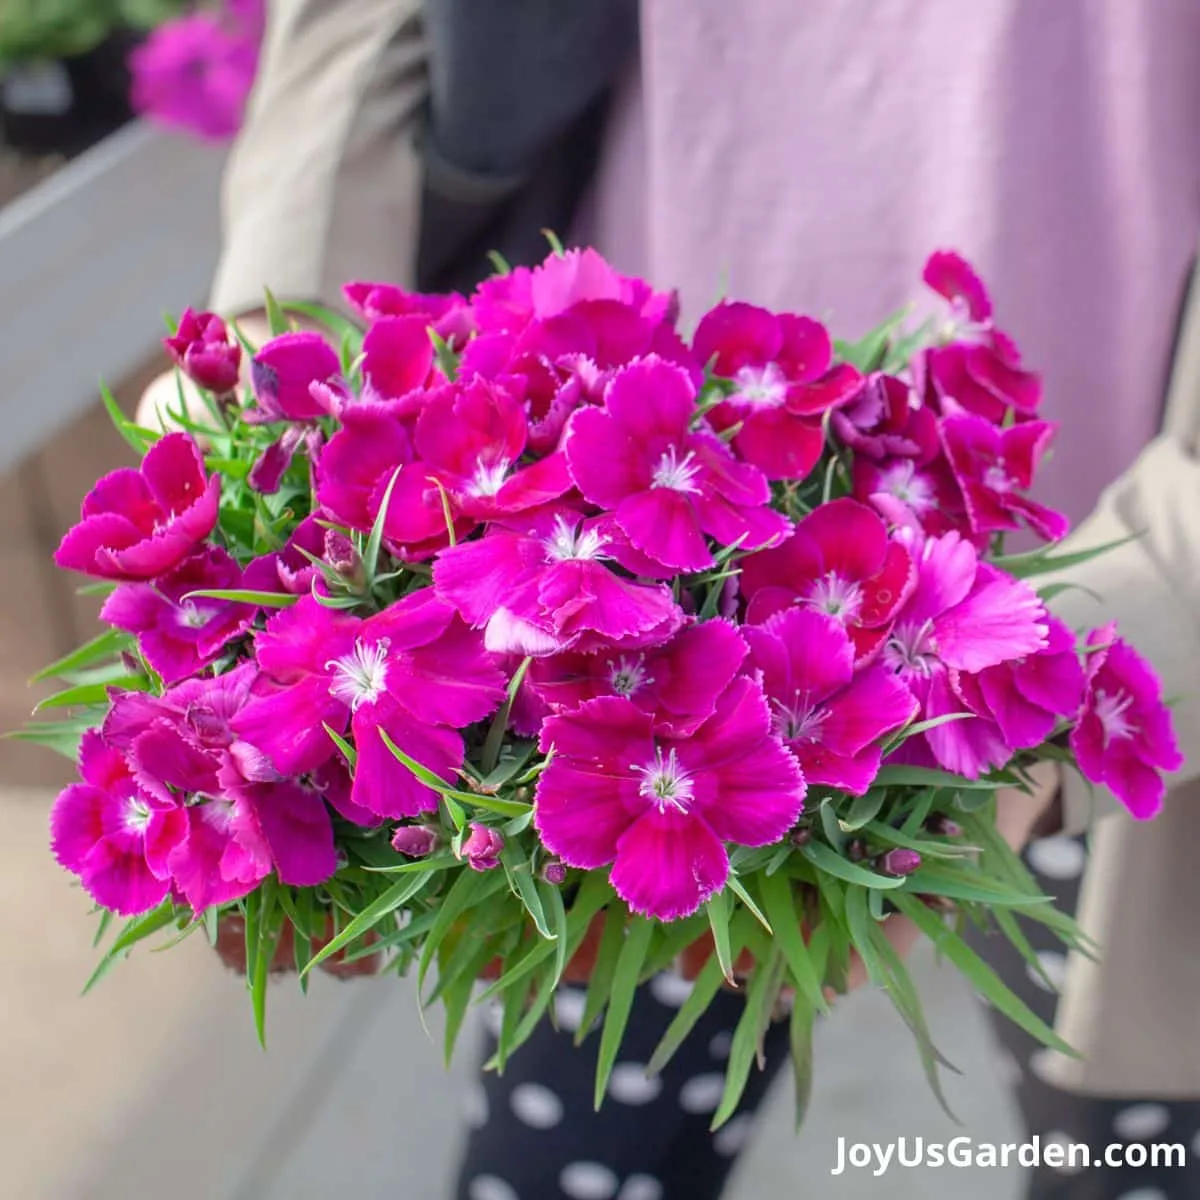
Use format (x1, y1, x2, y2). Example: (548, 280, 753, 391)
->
(35, 674, 150, 712)
(789, 987, 816, 1131)
(576, 902, 628, 1044)
(706, 888, 735, 984)
(183, 588, 298, 607)
(840, 789, 885, 831)
(501, 845, 554, 941)
(757, 872, 827, 1014)
(364, 466, 403, 585)
(991, 533, 1140, 579)
(891, 892, 1079, 1056)
(872, 765, 1003, 790)
(30, 628, 131, 684)
(800, 840, 907, 890)
(594, 916, 656, 1110)
(83, 900, 179, 995)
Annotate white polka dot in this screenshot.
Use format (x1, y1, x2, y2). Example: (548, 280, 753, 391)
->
(994, 1047, 1024, 1088)
(1113, 1190, 1168, 1200)
(559, 1161, 619, 1199)
(1028, 1048, 1059, 1083)
(1026, 951, 1067, 992)
(469, 1174, 520, 1200)
(554, 988, 586, 1032)
(1113, 1104, 1172, 1140)
(617, 1176, 663, 1200)
(649, 971, 694, 1008)
(608, 1062, 662, 1105)
(713, 1113, 754, 1156)
(679, 1073, 726, 1114)
(463, 1083, 489, 1129)
(510, 1082, 564, 1129)
(708, 1031, 732, 1061)
(1043, 1131, 1084, 1175)
(482, 1000, 504, 1038)
(1026, 836, 1087, 880)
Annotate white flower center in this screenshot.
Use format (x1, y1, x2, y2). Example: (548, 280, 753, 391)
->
(1094, 688, 1134, 744)
(940, 298, 992, 345)
(124, 796, 153, 834)
(983, 463, 1013, 494)
(633, 746, 694, 814)
(651, 445, 702, 494)
(773, 694, 828, 743)
(326, 638, 390, 711)
(880, 460, 935, 514)
(806, 572, 863, 623)
(609, 655, 652, 697)
(176, 600, 211, 630)
(884, 620, 938, 679)
(200, 797, 236, 833)
(732, 362, 787, 410)
(467, 457, 510, 497)
(544, 516, 608, 562)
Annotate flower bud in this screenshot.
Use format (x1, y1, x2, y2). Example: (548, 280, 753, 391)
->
(541, 860, 567, 885)
(790, 826, 812, 848)
(878, 848, 922, 877)
(925, 814, 962, 838)
(391, 824, 439, 858)
(164, 308, 242, 394)
(847, 839, 867, 862)
(459, 823, 504, 871)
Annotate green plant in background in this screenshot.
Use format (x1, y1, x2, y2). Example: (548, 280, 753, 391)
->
(0, 0, 183, 68)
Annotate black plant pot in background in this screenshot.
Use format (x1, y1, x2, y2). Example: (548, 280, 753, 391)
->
(1, 31, 139, 159)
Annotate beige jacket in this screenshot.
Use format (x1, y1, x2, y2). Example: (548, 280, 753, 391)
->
(213, 0, 1200, 1097)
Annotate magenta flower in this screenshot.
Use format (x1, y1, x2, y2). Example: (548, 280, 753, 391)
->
(100, 546, 258, 683)
(242, 515, 328, 596)
(130, 13, 258, 142)
(745, 608, 918, 795)
(881, 531, 1048, 777)
(359, 315, 437, 402)
(1071, 624, 1183, 819)
(693, 302, 862, 480)
(54, 433, 219, 581)
(564, 357, 789, 572)
(940, 412, 1069, 543)
(413, 377, 573, 519)
(854, 454, 972, 544)
(920, 251, 1042, 422)
(831, 372, 940, 462)
(955, 615, 1085, 751)
(316, 402, 467, 556)
(105, 666, 340, 895)
(433, 513, 684, 656)
(163, 308, 241, 393)
(249, 331, 341, 423)
(343, 282, 473, 346)
(50, 731, 187, 916)
(528, 619, 749, 734)
(234, 592, 505, 818)
(535, 678, 805, 920)
(740, 499, 916, 662)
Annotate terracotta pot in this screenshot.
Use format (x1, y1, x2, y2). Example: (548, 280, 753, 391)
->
(215, 913, 382, 980)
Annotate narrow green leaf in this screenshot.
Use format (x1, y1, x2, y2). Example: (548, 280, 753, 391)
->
(481, 656, 532, 775)
(646, 910, 754, 1076)
(817, 798, 846, 850)
(789, 988, 816, 1131)
(706, 889, 735, 984)
(576, 903, 628, 1044)
(711, 949, 786, 1129)
(249, 882, 281, 1049)
(417, 869, 508, 995)
(92, 908, 115, 949)
(872, 765, 1002, 790)
(83, 901, 179, 995)
(30, 628, 131, 683)
(991, 533, 1140, 579)
(861, 820, 972, 860)
(801, 840, 907, 890)
(993, 908, 1059, 992)
(903, 863, 1051, 907)
(757, 872, 827, 1014)
(100, 380, 151, 453)
(364, 466, 403, 584)
(891, 893, 1079, 1056)
(487, 250, 513, 275)
(263, 287, 290, 336)
(502, 846, 554, 941)
(304, 871, 433, 975)
(541, 880, 570, 990)
(282, 300, 365, 350)
(184, 588, 297, 607)
(542, 228, 566, 256)
(594, 916, 656, 1110)
(35, 675, 150, 712)
(840, 789, 886, 831)
(322, 722, 357, 767)
(726, 874, 772, 935)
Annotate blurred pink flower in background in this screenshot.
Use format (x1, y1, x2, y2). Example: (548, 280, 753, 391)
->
(129, 2, 264, 142)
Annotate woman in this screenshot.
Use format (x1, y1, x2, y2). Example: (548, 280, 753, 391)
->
(141, 3, 1200, 1197)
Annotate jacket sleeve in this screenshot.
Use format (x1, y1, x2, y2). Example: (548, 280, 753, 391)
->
(1044, 432, 1200, 833)
(208, 0, 427, 316)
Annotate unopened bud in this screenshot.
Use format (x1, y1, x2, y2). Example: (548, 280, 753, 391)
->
(541, 860, 568, 886)
(847, 839, 867, 862)
(878, 848, 922, 877)
(391, 824, 439, 858)
(925, 814, 962, 838)
(458, 823, 504, 872)
(790, 826, 812, 847)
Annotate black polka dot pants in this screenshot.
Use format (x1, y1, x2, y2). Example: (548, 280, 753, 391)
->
(453, 833, 1200, 1200)
(967, 833, 1200, 1200)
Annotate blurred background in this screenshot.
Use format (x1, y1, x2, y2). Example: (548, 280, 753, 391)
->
(0, 8, 1032, 1197)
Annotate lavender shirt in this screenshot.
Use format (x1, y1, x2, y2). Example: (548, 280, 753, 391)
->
(582, 0, 1200, 524)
